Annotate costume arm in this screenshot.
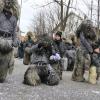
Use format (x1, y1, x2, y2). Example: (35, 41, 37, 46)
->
(80, 32, 93, 54)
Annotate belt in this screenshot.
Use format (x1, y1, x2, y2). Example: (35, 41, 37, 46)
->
(34, 62, 47, 66)
(0, 32, 12, 38)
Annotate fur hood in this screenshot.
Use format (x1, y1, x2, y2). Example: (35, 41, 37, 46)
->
(0, 0, 20, 19)
(0, 0, 4, 12)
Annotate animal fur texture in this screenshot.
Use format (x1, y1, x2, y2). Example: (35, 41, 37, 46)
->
(23, 65, 41, 86)
(0, 38, 14, 82)
(0, 0, 4, 12)
(23, 64, 60, 86)
(0, 0, 20, 19)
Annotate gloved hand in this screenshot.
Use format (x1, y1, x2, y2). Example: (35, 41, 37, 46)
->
(50, 53, 61, 61)
(94, 48, 100, 53)
(38, 42, 45, 48)
(52, 50, 56, 55)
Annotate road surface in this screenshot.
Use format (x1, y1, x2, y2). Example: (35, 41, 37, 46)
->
(0, 58, 100, 100)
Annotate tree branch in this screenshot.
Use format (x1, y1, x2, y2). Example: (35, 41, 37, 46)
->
(51, 12, 83, 33)
(54, 0, 61, 5)
(32, 2, 54, 9)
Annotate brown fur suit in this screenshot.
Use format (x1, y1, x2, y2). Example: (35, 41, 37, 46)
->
(72, 20, 97, 83)
(23, 46, 60, 86)
(0, 38, 14, 82)
(23, 34, 60, 86)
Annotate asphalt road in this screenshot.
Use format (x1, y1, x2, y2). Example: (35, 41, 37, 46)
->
(0, 58, 100, 100)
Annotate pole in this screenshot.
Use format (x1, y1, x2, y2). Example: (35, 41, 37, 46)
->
(18, 0, 23, 35)
(91, 0, 93, 20)
(97, 0, 100, 37)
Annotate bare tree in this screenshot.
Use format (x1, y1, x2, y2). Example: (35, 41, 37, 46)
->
(32, 11, 46, 35)
(31, 0, 85, 35)
(31, 4, 61, 35)
(90, 0, 93, 20)
(52, 0, 72, 32)
(97, 0, 100, 37)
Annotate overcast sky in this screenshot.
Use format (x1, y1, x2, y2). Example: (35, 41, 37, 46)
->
(18, 0, 49, 33)
(18, 0, 97, 34)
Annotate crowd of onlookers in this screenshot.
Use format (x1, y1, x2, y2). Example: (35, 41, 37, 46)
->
(14, 31, 35, 59)
(14, 31, 76, 72)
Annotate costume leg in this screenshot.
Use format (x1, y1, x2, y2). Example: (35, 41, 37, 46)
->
(52, 62, 62, 80)
(45, 64, 60, 86)
(88, 65, 97, 84)
(72, 47, 85, 82)
(23, 65, 41, 86)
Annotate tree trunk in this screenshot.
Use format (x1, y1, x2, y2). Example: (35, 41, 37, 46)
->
(61, 0, 71, 31)
(60, 0, 64, 31)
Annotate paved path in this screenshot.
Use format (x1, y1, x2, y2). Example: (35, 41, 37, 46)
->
(0, 58, 100, 100)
